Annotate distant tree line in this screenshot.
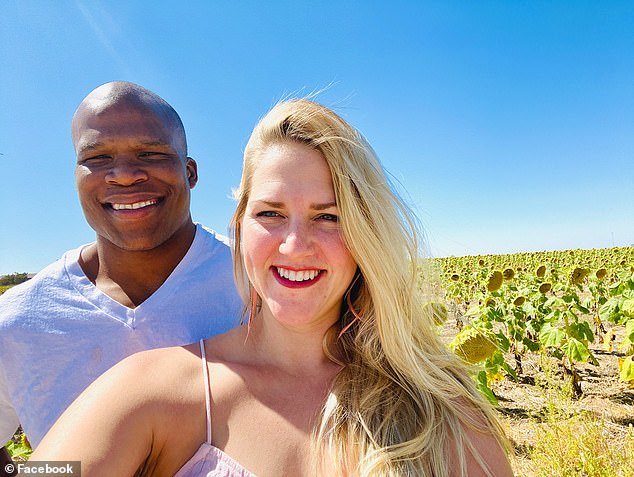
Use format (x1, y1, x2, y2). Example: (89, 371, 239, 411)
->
(0, 273, 30, 286)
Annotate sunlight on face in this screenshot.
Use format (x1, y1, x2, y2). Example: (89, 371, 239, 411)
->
(241, 141, 357, 331)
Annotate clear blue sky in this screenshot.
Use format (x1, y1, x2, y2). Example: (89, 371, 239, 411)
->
(1, 1, 632, 275)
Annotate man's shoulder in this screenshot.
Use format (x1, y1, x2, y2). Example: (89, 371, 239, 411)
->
(196, 223, 231, 248)
(0, 248, 79, 323)
(191, 223, 233, 265)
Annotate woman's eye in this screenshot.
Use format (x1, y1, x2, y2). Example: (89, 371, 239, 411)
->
(256, 211, 282, 218)
(318, 214, 339, 222)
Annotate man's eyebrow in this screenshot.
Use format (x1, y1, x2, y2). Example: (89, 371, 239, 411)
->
(79, 140, 170, 151)
(139, 140, 170, 147)
(78, 141, 104, 151)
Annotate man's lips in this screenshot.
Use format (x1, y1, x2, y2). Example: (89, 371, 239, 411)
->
(103, 197, 162, 211)
(109, 199, 158, 210)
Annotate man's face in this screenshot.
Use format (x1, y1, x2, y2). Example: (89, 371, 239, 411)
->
(73, 100, 197, 252)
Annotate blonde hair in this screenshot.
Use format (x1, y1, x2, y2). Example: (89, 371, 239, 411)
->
(230, 99, 508, 476)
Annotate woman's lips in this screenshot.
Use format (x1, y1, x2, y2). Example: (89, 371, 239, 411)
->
(272, 266, 324, 288)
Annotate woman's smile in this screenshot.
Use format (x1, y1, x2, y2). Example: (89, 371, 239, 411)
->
(272, 266, 324, 288)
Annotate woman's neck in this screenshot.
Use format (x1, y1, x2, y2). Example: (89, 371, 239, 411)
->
(242, 312, 342, 379)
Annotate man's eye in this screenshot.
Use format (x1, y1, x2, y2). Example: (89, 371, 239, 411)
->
(139, 152, 165, 158)
(80, 154, 110, 164)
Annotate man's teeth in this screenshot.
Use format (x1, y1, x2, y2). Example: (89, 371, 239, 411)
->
(111, 200, 157, 210)
(277, 268, 320, 281)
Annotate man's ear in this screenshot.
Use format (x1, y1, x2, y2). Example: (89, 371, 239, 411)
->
(186, 157, 198, 189)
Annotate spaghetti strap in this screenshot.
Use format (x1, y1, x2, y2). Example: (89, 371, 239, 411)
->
(199, 339, 212, 444)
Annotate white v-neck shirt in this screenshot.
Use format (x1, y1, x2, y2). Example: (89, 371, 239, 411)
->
(0, 224, 243, 446)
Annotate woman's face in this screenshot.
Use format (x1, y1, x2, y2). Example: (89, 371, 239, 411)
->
(241, 141, 358, 331)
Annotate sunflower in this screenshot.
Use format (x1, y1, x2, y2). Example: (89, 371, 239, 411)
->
(571, 267, 590, 285)
(487, 271, 504, 292)
(449, 327, 498, 364)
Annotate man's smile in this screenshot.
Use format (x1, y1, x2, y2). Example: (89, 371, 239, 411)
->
(109, 199, 159, 210)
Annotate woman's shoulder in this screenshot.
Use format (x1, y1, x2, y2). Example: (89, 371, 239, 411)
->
(121, 345, 201, 379)
(93, 344, 207, 413)
(201, 325, 249, 363)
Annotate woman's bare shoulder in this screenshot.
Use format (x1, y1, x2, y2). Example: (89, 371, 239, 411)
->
(201, 325, 249, 363)
(447, 399, 514, 477)
(31, 345, 207, 476)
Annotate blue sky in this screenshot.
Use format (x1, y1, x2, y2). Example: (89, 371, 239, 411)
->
(1, 1, 632, 275)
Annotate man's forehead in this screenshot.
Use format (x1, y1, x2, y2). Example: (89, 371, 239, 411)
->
(73, 100, 178, 140)
(75, 127, 173, 146)
(71, 85, 187, 154)
(79, 95, 171, 121)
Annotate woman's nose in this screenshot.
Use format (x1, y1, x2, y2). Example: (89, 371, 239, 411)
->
(279, 223, 314, 256)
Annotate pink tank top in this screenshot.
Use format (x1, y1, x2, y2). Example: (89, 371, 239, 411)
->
(173, 341, 257, 477)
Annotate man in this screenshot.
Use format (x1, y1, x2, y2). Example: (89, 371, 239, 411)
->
(0, 82, 242, 472)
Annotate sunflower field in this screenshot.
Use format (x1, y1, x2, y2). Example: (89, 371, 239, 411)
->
(430, 247, 634, 403)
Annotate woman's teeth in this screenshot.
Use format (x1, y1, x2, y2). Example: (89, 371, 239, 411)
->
(276, 268, 320, 281)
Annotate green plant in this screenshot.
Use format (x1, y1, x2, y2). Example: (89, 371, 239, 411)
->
(5, 431, 32, 461)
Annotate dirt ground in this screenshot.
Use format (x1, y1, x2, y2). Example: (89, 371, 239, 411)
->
(440, 319, 634, 476)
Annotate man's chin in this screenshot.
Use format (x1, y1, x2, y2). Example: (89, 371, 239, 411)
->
(97, 235, 169, 253)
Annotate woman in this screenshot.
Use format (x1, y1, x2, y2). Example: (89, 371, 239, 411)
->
(32, 100, 513, 476)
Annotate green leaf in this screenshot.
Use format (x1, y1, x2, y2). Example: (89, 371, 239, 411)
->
(569, 321, 594, 342)
(476, 370, 498, 405)
(540, 323, 565, 347)
(610, 281, 624, 296)
(502, 361, 518, 381)
(620, 319, 634, 351)
(495, 331, 510, 352)
(465, 304, 481, 317)
(6, 438, 32, 459)
(563, 337, 591, 363)
(622, 299, 634, 319)
(599, 299, 621, 323)
(522, 337, 541, 352)
(575, 303, 590, 315)
(545, 297, 562, 308)
(619, 356, 634, 382)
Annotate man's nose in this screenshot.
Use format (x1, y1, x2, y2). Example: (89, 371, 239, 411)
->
(105, 157, 148, 186)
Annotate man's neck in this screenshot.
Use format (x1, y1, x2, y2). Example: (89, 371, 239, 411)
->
(79, 222, 197, 307)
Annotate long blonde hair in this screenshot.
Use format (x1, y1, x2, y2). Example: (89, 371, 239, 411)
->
(230, 99, 508, 476)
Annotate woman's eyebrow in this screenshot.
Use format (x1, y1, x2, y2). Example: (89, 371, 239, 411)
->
(253, 200, 337, 210)
(312, 202, 337, 211)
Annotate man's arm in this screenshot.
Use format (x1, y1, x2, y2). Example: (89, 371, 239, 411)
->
(0, 446, 16, 477)
(32, 351, 167, 477)
(0, 365, 19, 477)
